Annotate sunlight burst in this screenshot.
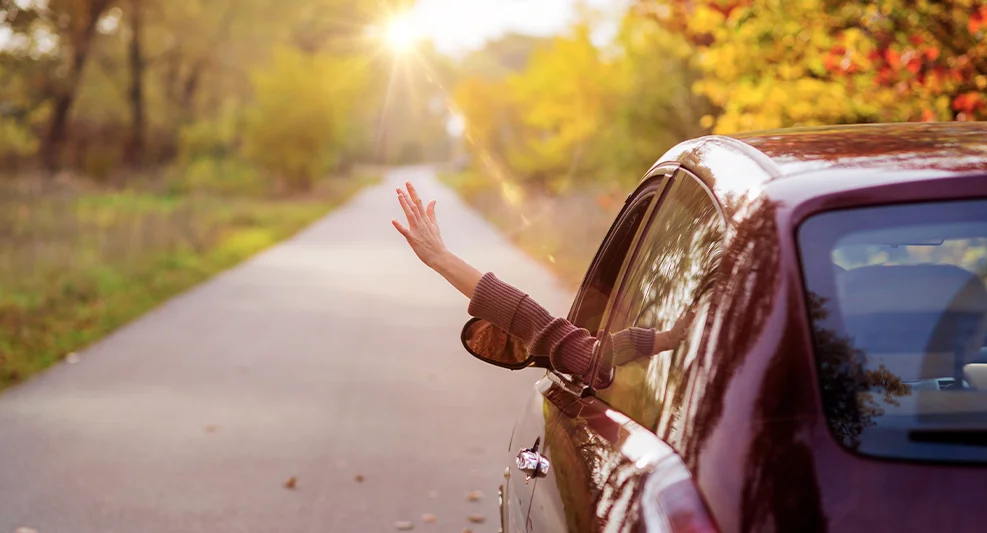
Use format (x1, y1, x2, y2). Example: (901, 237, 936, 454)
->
(384, 15, 419, 54)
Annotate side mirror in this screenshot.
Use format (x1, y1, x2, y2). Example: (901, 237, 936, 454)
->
(460, 317, 550, 370)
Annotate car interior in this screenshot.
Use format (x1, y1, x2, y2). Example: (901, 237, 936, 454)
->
(821, 221, 987, 430)
(838, 263, 987, 390)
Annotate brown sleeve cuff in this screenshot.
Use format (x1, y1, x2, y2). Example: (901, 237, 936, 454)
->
(468, 272, 595, 379)
(611, 327, 657, 366)
(468, 272, 529, 335)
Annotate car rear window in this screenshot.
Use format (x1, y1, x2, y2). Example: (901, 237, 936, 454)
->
(798, 199, 987, 463)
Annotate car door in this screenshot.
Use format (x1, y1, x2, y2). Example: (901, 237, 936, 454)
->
(505, 174, 667, 532)
(530, 168, 727, 532)
(501, 375, 567, 533)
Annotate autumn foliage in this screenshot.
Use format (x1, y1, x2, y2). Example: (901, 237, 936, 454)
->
(450, 1, 984, 195)
(642, 0, 987, 133)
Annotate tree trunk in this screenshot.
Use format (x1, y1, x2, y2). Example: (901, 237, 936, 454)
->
(181, 60, 204, 119)
(40, 0, 112, 174)
(126, 0, 146, 166)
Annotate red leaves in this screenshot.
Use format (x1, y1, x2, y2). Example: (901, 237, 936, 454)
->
(710, 0, 744, 18)
(905, 55, 922, 75)
(952, 92, 985, 113)
(885, 48, 901, 69)
(875, 66, 894, 85)
(824, 45, 850, 75)
(968, 7, 987, 34)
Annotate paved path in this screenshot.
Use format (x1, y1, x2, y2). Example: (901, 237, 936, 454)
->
(0, 167, 573, 533)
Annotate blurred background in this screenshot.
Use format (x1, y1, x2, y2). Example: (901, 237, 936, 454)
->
(3, 0, 986, 388)
(0, 0, 985, 528)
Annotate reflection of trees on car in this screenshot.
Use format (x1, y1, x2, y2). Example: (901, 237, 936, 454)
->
(808, 291, 911, 448)
(596, 176, 725, 436)
(543, 402, 651, 533)
(834, 238, 987, 280)
(678, 197, 782, 470)
(672, 197, 830, 532)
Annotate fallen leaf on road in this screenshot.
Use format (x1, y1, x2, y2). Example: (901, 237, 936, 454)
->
(467, 515, 486, 524)
(421, 513, 436, 523)
(466, 490, 483, 502)
(461, 529, 472, 533)
(354, 474, 365, 483)
(394, 521, 414, 530)
(16, 528, 39, 533)
(204, 425, 219, 433)
(284, 476, 297, 489)
(66, 353, 80, 364)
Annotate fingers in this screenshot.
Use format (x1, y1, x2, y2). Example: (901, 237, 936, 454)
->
(397, 188, 418, 226)
(406, 181, 426, 215)
(392, 219, 411, 239)
(426, 200, 436, 223)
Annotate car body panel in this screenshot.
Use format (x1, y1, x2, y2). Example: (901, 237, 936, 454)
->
(504, 375, 584, 532)
(535, 392, 662, 532)
(502, 122, 987, 532)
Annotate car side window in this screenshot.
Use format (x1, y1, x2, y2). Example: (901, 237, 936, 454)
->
(567, 180, 665, 335)
(594, 174, 726, 438)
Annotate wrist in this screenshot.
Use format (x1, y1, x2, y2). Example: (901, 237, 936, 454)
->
(428, 249, 456, 272)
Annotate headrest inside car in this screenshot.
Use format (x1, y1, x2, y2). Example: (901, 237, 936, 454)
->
(838, 264, 987, 368)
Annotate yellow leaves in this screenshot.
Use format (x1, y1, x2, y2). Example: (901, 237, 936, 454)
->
(463, 29, 624, 183)
(677, 0, 987, 130)
(777, 63, 805, 80)
(690, 5, 726, 36)
(240, 46, 369, 189)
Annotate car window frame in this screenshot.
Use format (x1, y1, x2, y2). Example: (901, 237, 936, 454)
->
(560, 166, 678, 386)
(586, 168, 728, 404)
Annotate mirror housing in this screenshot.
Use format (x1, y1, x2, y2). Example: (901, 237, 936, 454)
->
(460, 317, 550, 370)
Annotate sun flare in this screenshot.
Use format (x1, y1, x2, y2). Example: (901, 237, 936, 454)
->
(384, 15, 419, 54)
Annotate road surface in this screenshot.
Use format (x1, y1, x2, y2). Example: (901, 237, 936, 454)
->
(0, 166, 574, 533)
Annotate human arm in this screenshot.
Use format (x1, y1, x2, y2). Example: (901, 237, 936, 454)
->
(391, 181, 483, 298)
(392, 182, 597, 378)
(609, 307, 698, 366)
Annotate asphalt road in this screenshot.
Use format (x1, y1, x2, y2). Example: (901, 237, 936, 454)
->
(0, 166, 573, 533)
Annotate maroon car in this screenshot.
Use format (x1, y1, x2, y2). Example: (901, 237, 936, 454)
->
(461, 122, 987, 532)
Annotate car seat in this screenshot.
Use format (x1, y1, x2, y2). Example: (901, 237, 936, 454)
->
(837, 264, 987, 388)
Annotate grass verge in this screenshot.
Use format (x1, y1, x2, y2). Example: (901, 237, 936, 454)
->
(0, 173, 377, 390)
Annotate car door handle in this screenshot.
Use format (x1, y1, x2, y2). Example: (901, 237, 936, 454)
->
(515, 437, 550, 482)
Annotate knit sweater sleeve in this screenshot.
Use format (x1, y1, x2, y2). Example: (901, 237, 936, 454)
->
(467, 272, 596, 378)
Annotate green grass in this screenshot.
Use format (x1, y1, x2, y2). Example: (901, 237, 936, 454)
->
(0, 173, 377, 390)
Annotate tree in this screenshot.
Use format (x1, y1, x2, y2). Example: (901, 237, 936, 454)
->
(504, 24, 624, 190)
(609, 12, 713, 182)
(125, 0, 145, 165)
(640, 0, 987, 133)
(239, 47, 369, 191)
(451, 12, 711, 192)
(1, 0, 115, 171)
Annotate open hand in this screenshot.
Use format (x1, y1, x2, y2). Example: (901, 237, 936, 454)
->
(392, 181, 448, 268)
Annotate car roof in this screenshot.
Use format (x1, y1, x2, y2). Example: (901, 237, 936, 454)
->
(654, 122, 987, 203)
